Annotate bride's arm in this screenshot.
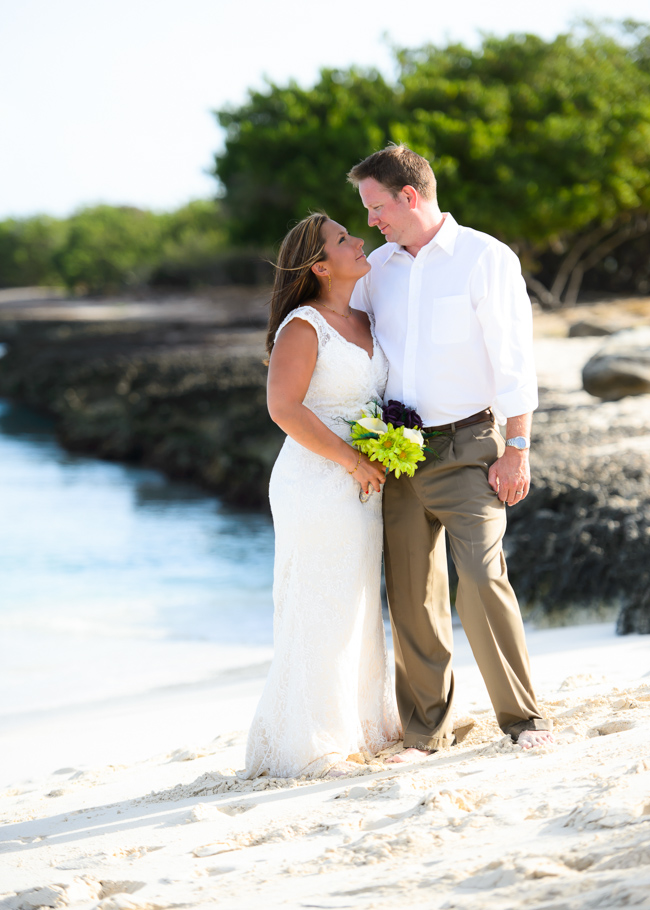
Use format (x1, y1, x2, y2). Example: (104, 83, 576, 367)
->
(267, 319, 385, 492)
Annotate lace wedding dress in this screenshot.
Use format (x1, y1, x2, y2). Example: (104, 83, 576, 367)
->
(244, 306, 401, 779)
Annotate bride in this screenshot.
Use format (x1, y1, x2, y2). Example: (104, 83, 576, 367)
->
(244, 213, 401, 779)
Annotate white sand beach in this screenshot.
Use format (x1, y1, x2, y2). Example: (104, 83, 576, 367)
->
(1, 622, 649, 910)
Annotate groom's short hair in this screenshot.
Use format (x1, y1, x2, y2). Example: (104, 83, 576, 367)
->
(347, 144, 437, 201)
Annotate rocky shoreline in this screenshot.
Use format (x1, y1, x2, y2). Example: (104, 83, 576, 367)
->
(0, 290, 283, 509)
(515, 303, 650, 635)
(1, 290, 649, 632)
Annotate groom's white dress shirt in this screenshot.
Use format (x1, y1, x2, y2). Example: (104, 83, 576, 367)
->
(350, 213, 538, 427)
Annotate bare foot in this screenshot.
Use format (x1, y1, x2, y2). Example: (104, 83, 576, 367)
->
(518, 730, 555, 750)
(385, 747, 435, 764)
(327, 760, 359, 778)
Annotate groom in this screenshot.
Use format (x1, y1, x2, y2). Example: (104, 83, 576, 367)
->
(348, 145, 553, 759)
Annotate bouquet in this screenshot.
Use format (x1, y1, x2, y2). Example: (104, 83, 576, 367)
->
(349, 400, 426, 479)
(346, 400, 446, 503)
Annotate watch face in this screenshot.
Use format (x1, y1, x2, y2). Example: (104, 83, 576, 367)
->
(506, 436, 528, 449)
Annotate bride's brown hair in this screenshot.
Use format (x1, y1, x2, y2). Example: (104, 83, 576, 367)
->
(265, 212, 329, 361)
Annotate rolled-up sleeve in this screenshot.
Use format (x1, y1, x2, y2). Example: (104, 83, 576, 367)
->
(473, 243, 538, 421)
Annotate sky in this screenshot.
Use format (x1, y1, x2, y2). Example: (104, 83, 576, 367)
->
(1, 0, 648, 220)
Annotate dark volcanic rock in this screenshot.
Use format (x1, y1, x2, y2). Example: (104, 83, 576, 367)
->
(0, 317, 284, 509)
(502, 385, 650, 634)
(505, 453, 650, 621)
(617, 588, 650, 634)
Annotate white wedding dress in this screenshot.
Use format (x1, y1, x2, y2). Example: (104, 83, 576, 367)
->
(244, 306, 401, 779)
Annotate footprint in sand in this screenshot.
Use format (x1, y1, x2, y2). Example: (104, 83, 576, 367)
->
(560, 673, 607, 690)
(588, 719, 637, 736)
(5, 879, 146, 910)
(217, 801, 258, 816)
(193, 842, 234, 857)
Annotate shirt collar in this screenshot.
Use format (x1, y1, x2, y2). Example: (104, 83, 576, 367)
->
(382, 213, 458, 265)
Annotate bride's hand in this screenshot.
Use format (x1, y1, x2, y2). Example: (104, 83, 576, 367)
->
(353, 454, 386, 495)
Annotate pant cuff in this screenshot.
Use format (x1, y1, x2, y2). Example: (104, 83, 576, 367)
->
(505, 718, 553, 742)
(403, 731, 455, 751)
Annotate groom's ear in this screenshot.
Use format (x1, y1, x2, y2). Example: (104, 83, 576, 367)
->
(402, 185, 419, 209)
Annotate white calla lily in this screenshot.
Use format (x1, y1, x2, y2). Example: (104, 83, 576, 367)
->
(402, 427, 424, 447)
(357, 416, 388, 435)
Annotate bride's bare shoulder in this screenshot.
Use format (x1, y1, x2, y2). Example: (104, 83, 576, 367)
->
(274, 311, 319, 348)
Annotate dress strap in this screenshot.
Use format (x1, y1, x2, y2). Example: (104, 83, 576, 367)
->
(275, 306, 332, 346)
(365, 309, 377, 335)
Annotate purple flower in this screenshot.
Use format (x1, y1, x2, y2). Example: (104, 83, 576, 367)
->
(382, 399, 423, 429)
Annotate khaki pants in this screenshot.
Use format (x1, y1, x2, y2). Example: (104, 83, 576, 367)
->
(383, 418, 550, 749)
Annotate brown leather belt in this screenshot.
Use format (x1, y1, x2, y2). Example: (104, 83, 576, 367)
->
(423, 408, 494, 434)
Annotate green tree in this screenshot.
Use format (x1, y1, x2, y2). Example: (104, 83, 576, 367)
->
(213, 22, 650, 303)
(0, 215, 66, 288)
(54, 205, 163, 294)
(153, 199, 228, 286)
(215, 68, 401, 247)
(396, 23, 650, 304)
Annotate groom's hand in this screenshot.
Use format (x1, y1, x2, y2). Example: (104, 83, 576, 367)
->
(488, 448, 530, 506)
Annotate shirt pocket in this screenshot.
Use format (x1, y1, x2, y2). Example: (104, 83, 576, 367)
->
(431, 295, 471, 344)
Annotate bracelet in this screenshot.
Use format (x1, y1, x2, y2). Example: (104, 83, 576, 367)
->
(348, 455, 362, 476)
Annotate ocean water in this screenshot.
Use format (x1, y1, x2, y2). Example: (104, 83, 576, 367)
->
(0, 399, 276, 717)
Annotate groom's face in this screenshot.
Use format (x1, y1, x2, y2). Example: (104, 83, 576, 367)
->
(358, 177, 412, 246)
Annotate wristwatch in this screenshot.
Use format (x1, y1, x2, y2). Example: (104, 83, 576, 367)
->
(505, 436, 530, 450)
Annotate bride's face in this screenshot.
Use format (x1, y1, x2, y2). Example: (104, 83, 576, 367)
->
(320, 219, 370, 282)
